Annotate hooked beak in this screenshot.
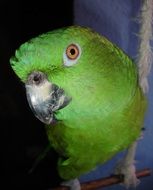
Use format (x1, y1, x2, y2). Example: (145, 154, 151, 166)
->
(25, 71, 71, 125)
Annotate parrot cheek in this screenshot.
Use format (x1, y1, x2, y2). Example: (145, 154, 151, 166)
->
(25, 71, 71, 125)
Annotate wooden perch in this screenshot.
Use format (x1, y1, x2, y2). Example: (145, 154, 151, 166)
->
(52, 168, 151, 190)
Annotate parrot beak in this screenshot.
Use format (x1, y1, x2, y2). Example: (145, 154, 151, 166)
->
(25, 71, 71, 125)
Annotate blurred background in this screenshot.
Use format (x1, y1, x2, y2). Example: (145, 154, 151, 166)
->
(1, 0, 153, 189)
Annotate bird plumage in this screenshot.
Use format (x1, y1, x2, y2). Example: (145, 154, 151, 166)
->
(10, 25, 146, 180)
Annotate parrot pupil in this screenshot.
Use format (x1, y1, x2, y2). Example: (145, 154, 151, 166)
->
(70, 48, 75, 55)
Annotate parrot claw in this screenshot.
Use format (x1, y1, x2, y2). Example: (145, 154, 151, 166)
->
(114, 141, 140, 188)
(61, 178, 81, 190)
(114, 160, 140, 188)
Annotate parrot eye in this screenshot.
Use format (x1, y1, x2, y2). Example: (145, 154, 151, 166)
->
(66, 44, 79, 60)
(63, 43, 81, 67)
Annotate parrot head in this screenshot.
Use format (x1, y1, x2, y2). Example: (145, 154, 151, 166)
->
(10, 25, 137, 127)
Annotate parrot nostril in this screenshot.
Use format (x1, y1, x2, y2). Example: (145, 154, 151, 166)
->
(32, 73, 43, 85)
(27, 71, 46, 85)
(33, 74, 41, 83)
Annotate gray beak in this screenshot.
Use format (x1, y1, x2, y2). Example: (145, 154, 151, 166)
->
(25, 71, 71, 125)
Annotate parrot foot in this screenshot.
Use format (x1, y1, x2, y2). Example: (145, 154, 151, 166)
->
(114, 141, 140, 188)
(61, 178, 81, 190)
(114, 160, 140, 188)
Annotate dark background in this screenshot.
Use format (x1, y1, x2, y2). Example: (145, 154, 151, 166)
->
(1, 1, 73, 189)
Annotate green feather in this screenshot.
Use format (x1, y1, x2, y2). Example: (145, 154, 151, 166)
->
(10, 26, 147, 180)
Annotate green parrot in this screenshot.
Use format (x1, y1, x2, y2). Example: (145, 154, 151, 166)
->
(10, 26, 146, 189)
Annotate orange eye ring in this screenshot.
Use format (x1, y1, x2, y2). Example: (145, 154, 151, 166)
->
(66, 44, 80, 60)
